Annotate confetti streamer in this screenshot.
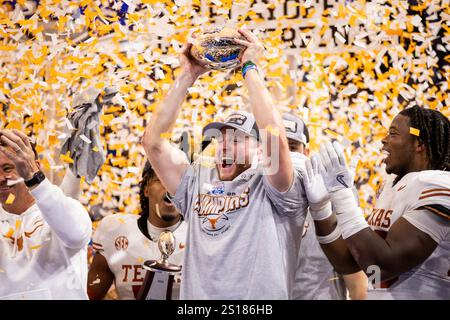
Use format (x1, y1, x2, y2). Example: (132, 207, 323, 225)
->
(409, 127, 421, 137)
(5, 193, 15, 205)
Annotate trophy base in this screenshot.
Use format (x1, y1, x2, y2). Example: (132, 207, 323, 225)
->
(137, 260, 182, 300)
(144, 259, 182, 274)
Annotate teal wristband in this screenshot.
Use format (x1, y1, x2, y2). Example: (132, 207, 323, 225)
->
(242, 61, 257, 78)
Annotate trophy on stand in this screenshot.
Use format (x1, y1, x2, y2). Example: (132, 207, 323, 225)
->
(137, 231, 182, 300)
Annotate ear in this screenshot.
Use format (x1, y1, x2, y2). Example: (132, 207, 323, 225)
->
(143, 180, 151, 197)
(305, 148, 310, 157)
(414, 139, 426, 154)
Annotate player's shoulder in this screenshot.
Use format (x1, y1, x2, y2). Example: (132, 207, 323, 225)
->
(408, 170, 450, 219)
(415, 170, 450, 188)
(408, 170, 450, 198)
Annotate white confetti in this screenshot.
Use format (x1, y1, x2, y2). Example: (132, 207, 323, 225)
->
(64, 118, 74, 131)
(342, 84, 358, 96)
(7, 178, 24, 186)
(80, 135, 92, 144)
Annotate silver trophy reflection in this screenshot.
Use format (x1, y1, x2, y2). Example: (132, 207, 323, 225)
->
(137, 231, 182, 300)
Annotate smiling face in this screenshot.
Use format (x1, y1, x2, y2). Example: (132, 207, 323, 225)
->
(0, 151, 33, 212)
(144, 174, 180, 227)
(215, 127, 259, 181)
(381, 114, 425, 176)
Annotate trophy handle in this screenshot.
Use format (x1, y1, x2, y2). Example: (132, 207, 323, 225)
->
(147, 259, 182, 273)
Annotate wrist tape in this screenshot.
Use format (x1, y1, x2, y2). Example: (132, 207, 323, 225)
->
(309, 200, 333, 221)
(331, 188, 369, 239)
(316, 224, 342, 244)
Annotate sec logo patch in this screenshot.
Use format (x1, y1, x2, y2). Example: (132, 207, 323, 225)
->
(115, 236, 129, 250)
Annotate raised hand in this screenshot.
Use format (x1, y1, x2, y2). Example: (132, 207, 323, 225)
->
(234, 28, 265, 64)
(318, 141, 354, 193)
(0, 129, 40, 181)
(302, 154, 330, 208)
(179, 34, 209, 80)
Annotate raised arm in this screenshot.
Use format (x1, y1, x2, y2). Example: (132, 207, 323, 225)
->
(301, 155, 362, 275)
(59, 168, 81, 200)
(0, 129, 91, 249)
(318, 141, 443, 282)
(235, 29, 293, 192)
(142, 43, 208, 196)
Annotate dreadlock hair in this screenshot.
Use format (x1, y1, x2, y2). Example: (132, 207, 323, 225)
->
(400, 106, 450, 171)
(137, 161, 156, 240)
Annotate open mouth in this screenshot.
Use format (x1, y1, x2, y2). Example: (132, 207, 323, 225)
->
(162, 193, 173, 205)
(221, 156, 234, 169)
(382, 149, 390, 163)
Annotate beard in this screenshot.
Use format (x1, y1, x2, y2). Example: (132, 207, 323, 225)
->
(160, 212, 179, 222)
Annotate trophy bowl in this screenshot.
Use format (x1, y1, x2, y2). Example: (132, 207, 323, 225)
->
(190, 26, 247, 70)
(144, 231, 181, 273)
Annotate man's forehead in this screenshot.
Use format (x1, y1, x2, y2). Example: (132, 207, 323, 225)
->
(220, 127, 246, 137)
(390, 114, 409, 130)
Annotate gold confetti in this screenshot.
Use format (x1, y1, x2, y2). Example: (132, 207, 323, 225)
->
(5, 228, 14, 238)
(60, 152, 74, 164)
(29, 244, 44, 250)
(0, 0, 446, 218)
(324, 129, 341, 139)
(409, 127, 420, 137)
(160, 132, 173, 139)
(5, 193, 15, 205)
(265, 125, 280, 137)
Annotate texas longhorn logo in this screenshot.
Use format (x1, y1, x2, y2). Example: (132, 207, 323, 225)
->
(193, 187, 250, 235)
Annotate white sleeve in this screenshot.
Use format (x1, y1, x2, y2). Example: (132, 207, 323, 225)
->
(59, 169, 81, 200)
(92, 219, 106, 253)
(172, 164, 197, 219)
(262, 168, 308, 217)
(403, 209, 449, 244)
(30, 178, 92, 249)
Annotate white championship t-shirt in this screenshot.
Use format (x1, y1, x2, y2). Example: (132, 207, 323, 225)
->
(172, 157, 308, 299)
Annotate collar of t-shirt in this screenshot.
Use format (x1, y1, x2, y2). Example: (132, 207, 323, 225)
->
(146, 219, 182, 242)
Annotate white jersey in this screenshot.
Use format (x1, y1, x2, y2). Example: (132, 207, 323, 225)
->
(0, 179, 91, 300)
(367, 170, 450, 299)
(92, 214, 187, 300)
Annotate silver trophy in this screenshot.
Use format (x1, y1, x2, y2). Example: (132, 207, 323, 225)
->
(190, 26, 247, 70)
(137, 231, 182, 300)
